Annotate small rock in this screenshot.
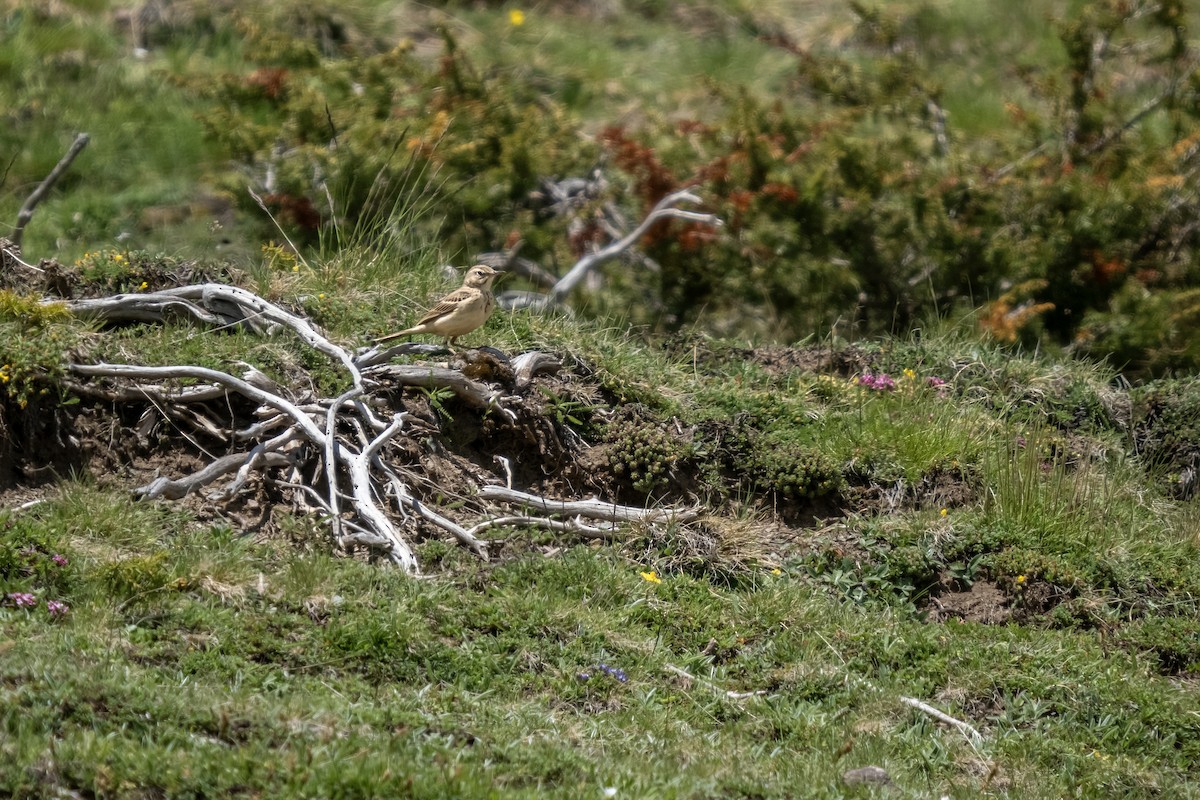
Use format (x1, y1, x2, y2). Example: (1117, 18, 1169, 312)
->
(841, 766, 894, 787)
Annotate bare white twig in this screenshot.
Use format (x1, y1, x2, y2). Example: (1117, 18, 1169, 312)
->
(465, 514, 613, 540)
(58, 294, 229, 328)
(511, 351, 562, 389)
(493, 456, 513, 489)
(549, 188, 721, 304)
(13, 133, 90, 251)
(899, 696, 984, 749)
(362, 364, 515, 420)
(163, 284, 360, 385)
(69, 363, 327, 441)
(211, 430, 300, 501)
(403, 493, 489, 560)
(664, 664, 770, 700)
(479, 485, 699, 524)
(136, 443, 290, 500)
(345, 413, 417, 571)
(325, 387, 363, 547)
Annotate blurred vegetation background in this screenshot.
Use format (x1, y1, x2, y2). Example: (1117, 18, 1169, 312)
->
(2, 0, 1199, 374)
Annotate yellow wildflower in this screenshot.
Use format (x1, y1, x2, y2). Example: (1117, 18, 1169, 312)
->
(113, 253, 125, 262)
(138, 281, 149, 291)
(292, 264, 300, 273)
(318, 293, 326, 300)
(508, 9, 526, 26)
(939, 508, 948, 517)
(903, 368, 916, 379)
(1015, 574, 1026, 584)
(771, 568, 782, 576)
(640, 570, 662, 584)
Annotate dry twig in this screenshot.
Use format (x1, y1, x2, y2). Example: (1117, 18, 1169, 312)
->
(13, 133, 90, 252)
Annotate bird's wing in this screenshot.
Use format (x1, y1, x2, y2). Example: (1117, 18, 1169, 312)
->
(413, 288, 474, 326)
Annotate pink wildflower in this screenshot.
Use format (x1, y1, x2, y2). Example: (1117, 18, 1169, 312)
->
(7, 592, 37, 608)
(858, 370, 896, 391)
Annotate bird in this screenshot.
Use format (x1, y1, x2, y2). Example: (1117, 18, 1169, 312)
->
(375, 264, 501, 349)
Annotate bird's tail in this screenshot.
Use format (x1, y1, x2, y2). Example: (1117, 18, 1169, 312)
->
(374, 328, 417, 345)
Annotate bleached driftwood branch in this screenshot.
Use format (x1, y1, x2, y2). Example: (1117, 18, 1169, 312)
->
(550, 188, 720, 303)
(479, 485, 699, 524)
(67, 361, 411, 569)
(59, 280, 659, 573)
(13, 133, 90, 252)
(465, 514, 614, 541)
(363, 364, 507, 412)
(495, 188, 721, 312)
(663, 664, 770, 700)
(899, 695, 984, 749)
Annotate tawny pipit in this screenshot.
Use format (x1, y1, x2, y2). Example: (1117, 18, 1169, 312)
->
(375, 264, 501, 349)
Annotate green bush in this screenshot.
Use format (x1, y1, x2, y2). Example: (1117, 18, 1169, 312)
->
(1132, 377, 1200, 497)
(604, 415, 689, 496)
(0, 290, 77, 409)
(743, 434, 846, 502)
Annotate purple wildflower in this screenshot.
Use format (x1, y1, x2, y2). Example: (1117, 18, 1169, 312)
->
(597, 663, 629, 683)
(858, 370, 896, 391)
(927, 376, 946, 388)
(577, 672, 592, 682)
(7, 592, 37, 608)
(47, 600, 69, 617)
(51, 554, 68, 567)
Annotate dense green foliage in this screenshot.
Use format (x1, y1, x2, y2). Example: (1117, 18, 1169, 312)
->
(4, 2, 1200, 797)
(4, 1, 1200, 372)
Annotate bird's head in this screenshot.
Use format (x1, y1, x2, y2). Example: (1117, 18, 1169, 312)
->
(463, 264, 502, 289)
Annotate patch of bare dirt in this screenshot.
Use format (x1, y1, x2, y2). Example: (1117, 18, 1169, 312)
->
(926, 581, 1011, 625)
(742, 344, 875, 378)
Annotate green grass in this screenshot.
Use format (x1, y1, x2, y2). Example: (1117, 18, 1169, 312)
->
(13, 293, 1200, 797)
(3, 482, 1199, 798)
(4, 2, 1200, 797)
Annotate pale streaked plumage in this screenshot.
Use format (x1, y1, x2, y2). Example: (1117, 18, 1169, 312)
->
(376, 265, 501, 349)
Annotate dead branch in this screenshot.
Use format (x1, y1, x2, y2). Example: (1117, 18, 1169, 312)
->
(402, 492, 490, 559)
(13, 133, 90, 252)
(345, 414, 417, 570)
(62, 378, 229, 405)
(68, 363, 327, 440)
(58, 279, 667, 573)
(211, 431, 302, 501)
(549, 189, 721, 304)
(60, 294, 230, 328)
(493, 189, 721, 312)
(163, 284, 361, 382)
(511, 351, 562, 389)
(478, 485, 699, 524)
(663, 664, 770, 700)
(466, 514, 614, 541)
(325, 387, 362, 546)
(363, 363, 513, 418)
(137, 442, 291, 500)
(899, 695, 984, 749)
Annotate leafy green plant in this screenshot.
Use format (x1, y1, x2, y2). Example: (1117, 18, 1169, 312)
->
(537, 386, 594, 428)
(420, 385, 457, 423)
(745, 436, 846, 502)
(604, 416, 689, 496)
(0, 290, 77, 408)
(96, 553, 173, 599)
